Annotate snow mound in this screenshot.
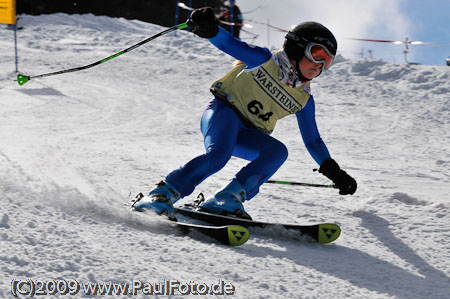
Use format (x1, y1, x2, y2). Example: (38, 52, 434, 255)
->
(390, 192, 429, 206)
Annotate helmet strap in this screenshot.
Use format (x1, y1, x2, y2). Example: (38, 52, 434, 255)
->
(295, 58, 311, 83)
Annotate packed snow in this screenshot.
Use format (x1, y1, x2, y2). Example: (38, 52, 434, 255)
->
(1, 14, 449, 298)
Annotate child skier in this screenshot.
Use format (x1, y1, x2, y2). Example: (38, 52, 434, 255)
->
(133, 7, 357, 219)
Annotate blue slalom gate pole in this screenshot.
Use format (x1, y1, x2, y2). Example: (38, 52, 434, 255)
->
(174, 1, 180, 36)
(230, 0, 234, 37)
(187, 0, 192, 32)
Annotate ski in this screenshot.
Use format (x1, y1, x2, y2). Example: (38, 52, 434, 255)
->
(171, 221, 250, 246)
(174, 206, 340, 244)
(128, 193, 249, 246)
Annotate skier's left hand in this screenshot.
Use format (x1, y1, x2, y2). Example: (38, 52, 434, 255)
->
(319, 159, 357, 195)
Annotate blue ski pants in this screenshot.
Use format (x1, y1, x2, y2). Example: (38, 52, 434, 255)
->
(166, 99, 288, 200)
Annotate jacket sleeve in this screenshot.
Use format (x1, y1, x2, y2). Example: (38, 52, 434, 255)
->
(296, 95, 331, 165)
(208, 27, 272, 69)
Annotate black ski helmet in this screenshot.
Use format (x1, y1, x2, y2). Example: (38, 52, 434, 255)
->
(284, 21, 337, 74)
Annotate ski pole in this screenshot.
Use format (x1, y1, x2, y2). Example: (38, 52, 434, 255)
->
(16, 22, 189, 86)
(266, 180, 336, 189)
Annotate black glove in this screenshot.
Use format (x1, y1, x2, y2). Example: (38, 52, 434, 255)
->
(319, 159, 357, 195)
(187, 7, 219, 38)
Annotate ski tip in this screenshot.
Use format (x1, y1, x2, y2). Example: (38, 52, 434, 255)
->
(17, 74, 30, 86)
(317, 224, 341, 244)
(227, 226, 250, 246)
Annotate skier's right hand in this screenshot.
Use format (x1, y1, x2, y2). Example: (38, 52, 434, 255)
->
(188, 7, 219, 38)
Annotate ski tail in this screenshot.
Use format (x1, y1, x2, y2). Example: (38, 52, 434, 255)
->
(317, 224, 341, 244)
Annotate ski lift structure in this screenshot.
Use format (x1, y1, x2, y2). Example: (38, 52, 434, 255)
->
(349, 37, 450, 65)
(353, 48, 375, 59)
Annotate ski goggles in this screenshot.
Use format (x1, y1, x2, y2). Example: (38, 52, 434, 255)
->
(285, 31, 335, 71)
(304, 43, 335, 72)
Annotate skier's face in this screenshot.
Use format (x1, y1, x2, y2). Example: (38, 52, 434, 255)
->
(298, 56, 322, 80)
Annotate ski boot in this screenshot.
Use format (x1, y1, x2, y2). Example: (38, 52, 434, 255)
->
(131, 181, 181, 220)
(198, 179, 252, 220)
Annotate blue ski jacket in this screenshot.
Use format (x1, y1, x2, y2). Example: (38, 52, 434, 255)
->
(208, 27, 331, 165)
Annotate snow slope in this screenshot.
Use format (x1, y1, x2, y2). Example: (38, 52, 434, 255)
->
(1, 14, 449, 298)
